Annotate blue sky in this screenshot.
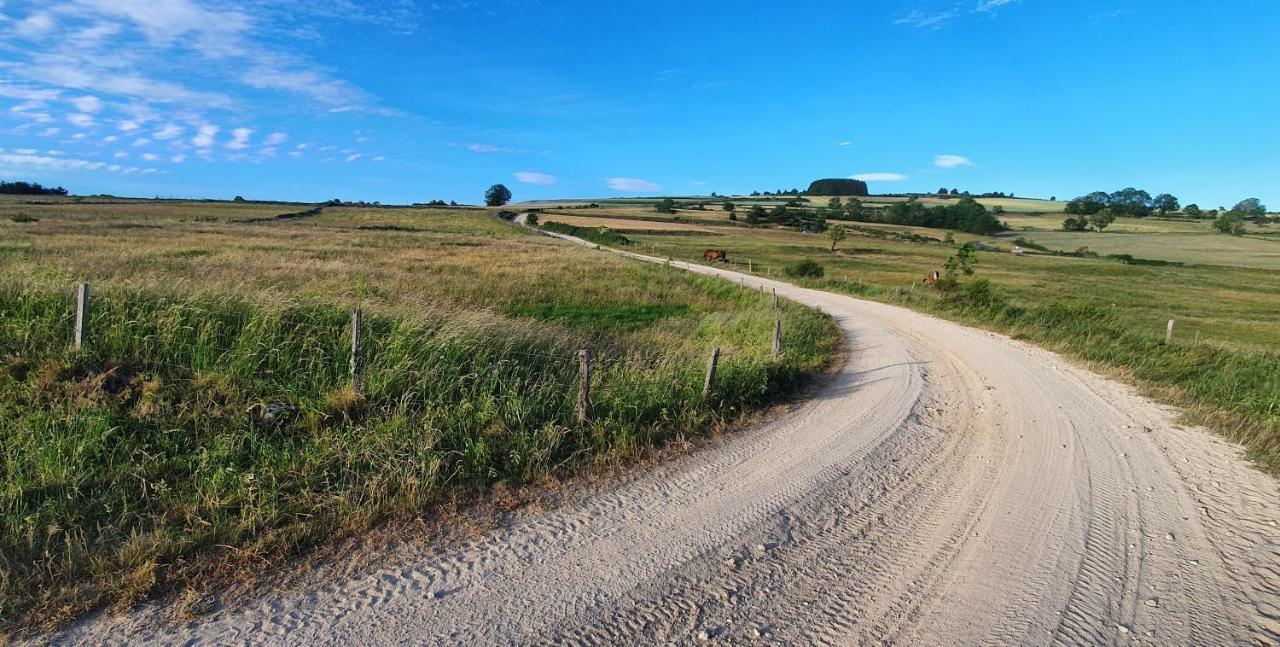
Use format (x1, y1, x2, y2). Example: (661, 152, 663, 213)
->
(1, 0, 1276, 208)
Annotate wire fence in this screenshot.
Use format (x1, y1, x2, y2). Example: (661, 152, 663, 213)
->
(3, 283, 794, 423)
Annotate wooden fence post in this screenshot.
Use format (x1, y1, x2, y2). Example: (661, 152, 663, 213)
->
(73, 282, 90, 351)
(702, 346, 720, 400)
(772, 319, 782, 359)
(350, 309, 363, 392)
(772, 288, 778, 308)
(576, 349, 591, 424)
(1165, 319, 1174, 344)
(748, 259, 753, 272)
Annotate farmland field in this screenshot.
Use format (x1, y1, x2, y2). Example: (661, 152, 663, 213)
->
(0, 201, 838, 628)
(529, 212, 1280, 476)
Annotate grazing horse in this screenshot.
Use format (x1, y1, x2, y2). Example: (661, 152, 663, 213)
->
(703, 249, 728, 263)
(922, 269, 941, 285)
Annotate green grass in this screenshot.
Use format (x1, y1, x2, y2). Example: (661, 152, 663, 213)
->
(617, 222, 1280, 475)
(0, 203, 839, 629)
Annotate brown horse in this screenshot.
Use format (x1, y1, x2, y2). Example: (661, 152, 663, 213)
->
(703, 249, 728, 263)
(922, 269, 941, 285)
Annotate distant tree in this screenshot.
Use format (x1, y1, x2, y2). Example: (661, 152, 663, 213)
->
(710, 191, 718, 198)
(805, 178, 869, 196)
(950, 188, 960, 196)
(827, 225, 848, 251)
(992, 205, 1005, 215)
(1050, 196, 1057, 201)
(0, 180, 68, 196)
(1153, 193, 1180, 215)
(938, 187, 949, 196)
(1062, 217, 1088, 232)
(1065, 194, 1107, 215)
(1183, 203, 1202, 217)
(233, 195, 246, 202)
(1107, 187, 1153, 217)
(484, 183, 512, 206)
(1230, 198, 1267, 218)
(827, 197, 842, 212)
(1089, 210, 1117, 231)
(845, 198, 865, 221)
(746, 205, 765, 224)
(722, 201, 736, 213)
(1214, 211, 1246, 235)
(728, 211, 738, 221)
(750, 191, 761, 196)
(655, 198, 676, 214)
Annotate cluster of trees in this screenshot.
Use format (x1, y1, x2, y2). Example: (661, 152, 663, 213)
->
(1213, 199, 1269, 236)
(0, 180, 68, 196)
(806, 178, 869, 196)
(870, 197, 1005, 235)
(1061, 211, 1116, 232)
(419, 199, 459, 207)
(934, 188, 1017, 199)
(1064, 188, 1180, 218)
(751, 188, 804, 197)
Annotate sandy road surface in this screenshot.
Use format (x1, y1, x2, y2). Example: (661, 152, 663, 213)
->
(47, 219, 1279, 645)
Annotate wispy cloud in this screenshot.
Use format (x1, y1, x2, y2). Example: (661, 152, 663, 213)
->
(934, 154, 973, 168)
(976, 0, 1016, 12)
(894, 8, 958, 29)
(226, 127, 252, 150)
(514, 171, 556, 185)
(851, 172, 908, 182)
(191, 124, 218, 148)
(606, 177, 661, 192)
(836, 140, 853, 147)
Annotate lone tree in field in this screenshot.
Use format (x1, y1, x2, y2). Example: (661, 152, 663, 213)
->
(1089, 210, 1116, 232)
(485, 183, 512, 207)
(722, 201, 736, 213)
(655, 198, 676, 214)
(827, 225, 848, 251)
(1153, 193, 1180, 215)
(1184, 203, 1202, 217)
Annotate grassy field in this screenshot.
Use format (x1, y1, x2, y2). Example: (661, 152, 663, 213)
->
(0, 201, 838, 628)
(533, 213, 1280, 477)
(539, 213, 719, 233)
(994, 213, 1280, 269)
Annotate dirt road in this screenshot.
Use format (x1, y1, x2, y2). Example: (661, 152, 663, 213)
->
(51, 220, 1279, 645)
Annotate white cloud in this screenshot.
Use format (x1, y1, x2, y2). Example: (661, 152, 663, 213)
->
(67, 113, 95, 128)
(15, 12, 55, 37)
(464, 143, 507, 153)
(114, 151, 129, 159)
(192, 124, 218, 147)
(0, 83, 60, 101)
(344, 153, 363, 162)
(976, 0, 1016, 12)
(514, 171, 557, 185)
(264, 131, 288, 146)
(131, 137, 151, 146)
(0, 151, 109, 172)
(606, 177, 661, 192)
(934, 154, 974, 168)
(372, 155, 385, 161)
(170, 153, 186, 163)
(71, 95, 103, 113)
(851, 172, 908, 182)
(141, 152, 159, 161)
(117, 120, 140, 132)
(288, 150, 302, 158)
(226, 127, 252, 149)
(152, 123, 184, 140)
(836, 140, 853, 147)
(103, 135, 118, 143)
(894, 9, 958, 28)
(13, 148, 38, 155)
(39, 127, 61, 136)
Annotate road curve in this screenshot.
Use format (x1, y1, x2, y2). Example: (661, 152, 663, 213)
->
(50, 219, 1279, 645)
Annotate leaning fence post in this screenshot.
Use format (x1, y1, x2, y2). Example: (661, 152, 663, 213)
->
(702, 346, 720, 400)
(772, 319, 782, 359)
(772, 288, 778, 308)
(576, 349, 591, 424)
(1165, 319, 1174, 344)
(350, 309, 363, 392)
(73, 282, 90, 351)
